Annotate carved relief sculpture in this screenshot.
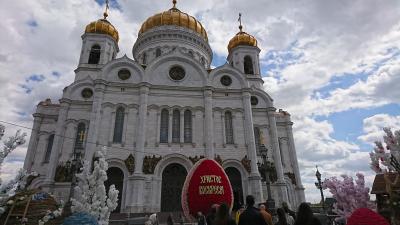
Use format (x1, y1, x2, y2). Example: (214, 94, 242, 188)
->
(125, 154, 135, 174)
(241, 155, 251, 174)
(143, 155, 162, 174)
(54, 161, 73, 182)
(214, 154, 223, 165)
(189, 155, 205, 165)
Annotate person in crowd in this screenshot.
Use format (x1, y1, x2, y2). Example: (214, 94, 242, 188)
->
(207, 204, 219, 225)
(294, 203, 321, 225)
(197, 211, 207, 225)
(235, 205, 245, 224)
(238, 195, 267, 225)
(145, 213, 158, 225)
(214, 202, 236, 225)
(167, 213, 174, 225)
(275, 208, 288, 225)
(259, 204, 273, 225)
(282, 202, 296, 221)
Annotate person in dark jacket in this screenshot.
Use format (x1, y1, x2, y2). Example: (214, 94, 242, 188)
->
(294, 203, 321, 225)
(215, 203, 236, 225)
(238, 195, 267, 225)
(275, 208, 288, 225)
(197, 211, 207, 225)
(207, 204, 219, 225)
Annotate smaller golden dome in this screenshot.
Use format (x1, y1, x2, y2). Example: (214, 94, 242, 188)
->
(228, 31, 258, 53)
(85, 19, 119, 43)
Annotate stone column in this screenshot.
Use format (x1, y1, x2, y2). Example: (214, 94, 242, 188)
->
(135, 85, 149, 174)
(168, 109, 172, 145)
(85, 83, 105, 160)
(267, 108, 289, 204)
(45, 100, 70, 184)
(242, 90, 263, 202)
(204, 88, 214, 158)
(24, 115, 43, 172)
(128, 85, 149, 213)
(180, 110, 184, 144)
(221, 112, 226, 146)
(286, 121, 306, 203)
(121, 110, 129, 146)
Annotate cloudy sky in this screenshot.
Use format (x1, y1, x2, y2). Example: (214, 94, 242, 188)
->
(1, 0, 400, 203)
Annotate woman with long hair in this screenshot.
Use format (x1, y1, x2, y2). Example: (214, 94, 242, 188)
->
(214, 203, 236, 225)
(294, 203, 321, 225)
(275, 208, 288, 225)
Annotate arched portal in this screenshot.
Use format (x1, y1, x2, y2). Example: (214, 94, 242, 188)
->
(105, 167, 124, 212)
(225, 167, 244, 210)
(161, 163, 187, 212)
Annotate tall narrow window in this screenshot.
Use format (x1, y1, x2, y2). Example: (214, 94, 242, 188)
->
(142, 52, 147, 64)
(244, 56, 254, 74)
(113, 107, 125, 143)
(225, 111, 234, 144)
(184, 110, 192, 143)
(88, 45, 101, 64)
(156, 48, 162, 58)
(160, 109, 169, 143)
(75, 123, 86, 149)
(254, 127, 261, 155)
(172, 109, 180, 143)
(44, 134, 55, 162)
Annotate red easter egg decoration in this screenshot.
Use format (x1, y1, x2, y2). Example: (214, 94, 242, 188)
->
(181, 159, 234, 218)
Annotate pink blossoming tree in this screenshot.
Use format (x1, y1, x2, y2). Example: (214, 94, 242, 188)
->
(322, 173, 375, 221)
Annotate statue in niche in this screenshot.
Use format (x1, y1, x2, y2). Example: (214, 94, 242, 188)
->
(54, 161, 73, 182)
(214, 155, 223, 165)
(241, 155, 251, 174)
(142, 155, 162, 174)
(189, 155, 204, 164)
(125, 154, 135, 174)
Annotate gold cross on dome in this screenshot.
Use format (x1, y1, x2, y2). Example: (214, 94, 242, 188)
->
(238, 13, 243, 32)
(103, 0, 110, 19)
(173, 0, 177, 8)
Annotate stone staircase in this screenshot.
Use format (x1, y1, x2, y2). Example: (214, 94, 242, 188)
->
(109, 212, 196, 225)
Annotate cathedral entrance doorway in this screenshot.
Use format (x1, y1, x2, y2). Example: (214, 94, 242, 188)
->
(105, 167, 124, 212)
(225, 167, 243, 210)
(161, 163, 187, 212)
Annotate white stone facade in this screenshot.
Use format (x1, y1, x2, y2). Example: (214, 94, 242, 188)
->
(23, 10, 305, 213)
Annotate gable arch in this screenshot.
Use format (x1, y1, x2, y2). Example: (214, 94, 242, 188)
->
(210, 64, 249, 89)
(101, 56, 145, 83)
(251, 88, 274, 108)
(153, 153, 193, 177)
(64, 77, 94, 100)
(144, 51, 209, 86)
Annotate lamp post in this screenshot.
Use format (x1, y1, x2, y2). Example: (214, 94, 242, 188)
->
(315, 166, 325, 213)
(63, 149, 83, 216)
(258, 146, 275, 213)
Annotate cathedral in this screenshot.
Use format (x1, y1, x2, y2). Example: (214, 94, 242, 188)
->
(23, 1, 305, 213)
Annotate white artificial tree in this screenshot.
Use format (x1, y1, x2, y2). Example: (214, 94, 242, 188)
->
(71, 146, 119, 225)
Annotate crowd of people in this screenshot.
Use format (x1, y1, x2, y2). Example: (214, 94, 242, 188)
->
(200, 195, 322, 225)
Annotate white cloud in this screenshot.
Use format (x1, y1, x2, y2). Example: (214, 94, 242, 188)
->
(358, 114, 400, 144)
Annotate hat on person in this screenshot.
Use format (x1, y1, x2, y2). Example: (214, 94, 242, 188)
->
(346, 208, 389, 225)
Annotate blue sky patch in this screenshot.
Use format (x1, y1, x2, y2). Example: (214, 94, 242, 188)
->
(94, 0, 121, 10)
(26, 74, 45, 83)
(19, 84, 33, 94)
(27, 19, 38, 28)
(52, 71, 61, 77)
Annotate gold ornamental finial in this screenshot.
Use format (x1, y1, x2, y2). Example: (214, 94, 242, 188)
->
(172, 0, 177, 8)
(103, 0, 110, 19)
(238, 13, 243, 32)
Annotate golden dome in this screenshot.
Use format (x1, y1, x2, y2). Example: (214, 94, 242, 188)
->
(228, 30, 258, 53)
(138, 1, 208, 41)
(85, 18, 119, 42)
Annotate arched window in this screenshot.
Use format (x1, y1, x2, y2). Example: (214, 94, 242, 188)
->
(184, 110, 192, 143)
(113, 107, 125, 143)
(44, 134, 55, 162)
(225, 111, 234, 144)
(244, 55, 254, 74)
(160, 109, 169, 143)
(172, 109, 180, 143)
(142, 52, 147, 64)
(254, 127, 261, 155)
(75, 123, 86, 149)
(88, 45, 101, 64)
(156, 48, 162, 58)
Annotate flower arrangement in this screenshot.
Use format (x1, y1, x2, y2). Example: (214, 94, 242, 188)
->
(38, 201, 64, 225)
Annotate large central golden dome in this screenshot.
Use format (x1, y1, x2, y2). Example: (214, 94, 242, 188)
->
(138, 1, 208, 41)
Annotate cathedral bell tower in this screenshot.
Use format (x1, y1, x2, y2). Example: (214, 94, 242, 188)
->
(78, 1, 119, 67)
(227, 14, 263, 89)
